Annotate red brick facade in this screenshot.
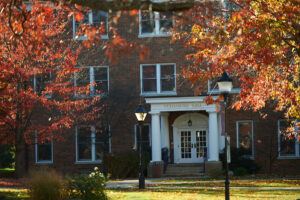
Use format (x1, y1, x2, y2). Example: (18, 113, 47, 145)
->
(26, 11, 300, 176)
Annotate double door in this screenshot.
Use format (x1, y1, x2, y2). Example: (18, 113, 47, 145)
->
(178, 129, 207, 163)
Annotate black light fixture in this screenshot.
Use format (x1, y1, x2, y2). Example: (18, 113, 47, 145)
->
(188, 120, 192, 127)
(134, 104, 147, 189)
(217, 71, 233, 200)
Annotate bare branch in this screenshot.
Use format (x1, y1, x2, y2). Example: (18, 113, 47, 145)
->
(54, 0, 195, 11)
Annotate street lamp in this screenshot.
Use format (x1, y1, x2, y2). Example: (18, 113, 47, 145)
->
(217, 72, 233, 200)
(135, 104, 147, 189)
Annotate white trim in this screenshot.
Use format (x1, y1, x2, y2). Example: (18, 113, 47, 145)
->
(138, 10, 174, 37)
(35, 131, 53, 164)
(33, 72, 52, 98)
(74, 66, 109, 97)
(134, 123, 151, 151)
(75, 125, 110, 164)
(236, 120, 254, 159)
(73, 10, 108, 40)
(140, 63, 176, 95)
(278, 119, 299, 159)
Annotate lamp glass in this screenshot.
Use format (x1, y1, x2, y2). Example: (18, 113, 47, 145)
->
(217, 81, 233, 92)
(135, 113, 147, 121)
(135, 104, 147, 122)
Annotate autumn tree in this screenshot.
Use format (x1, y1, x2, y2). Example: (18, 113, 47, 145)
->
(174, 0, 299, 129)
(0, 0, 107, 177)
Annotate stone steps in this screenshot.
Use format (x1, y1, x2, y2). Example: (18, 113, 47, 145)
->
(163, 163, 205, 177)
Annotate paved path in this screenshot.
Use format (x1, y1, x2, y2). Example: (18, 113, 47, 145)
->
(106, 178, 300, 191)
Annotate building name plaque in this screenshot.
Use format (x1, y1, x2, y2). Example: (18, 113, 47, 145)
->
(163, 103, 203, 109)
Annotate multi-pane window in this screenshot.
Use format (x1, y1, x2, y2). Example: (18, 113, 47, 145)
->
(139, 10, 173, 36)
(73, 10, 108, 39)
(76, 126, 110, 162)
(135, 124, 151, 151)
(34, 73, 52, 98)
(74, 66, 109, 96)
(141, 64, 176, 94)
(236, 121, 254, 157)
(35, 134, 53, 164)
(278, 119, 299, 158)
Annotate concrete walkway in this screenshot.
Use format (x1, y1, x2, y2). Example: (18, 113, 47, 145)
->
(106, 178, 300, 191)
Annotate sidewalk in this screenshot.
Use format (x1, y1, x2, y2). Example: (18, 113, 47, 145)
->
(106, 178, 300, 191)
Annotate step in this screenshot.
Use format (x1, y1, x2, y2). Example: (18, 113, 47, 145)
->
(163, 163, 205, 177)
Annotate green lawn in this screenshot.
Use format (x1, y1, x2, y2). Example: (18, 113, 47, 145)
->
(107, 188, 300, 200)
(0, 189, 28, 200)
(1, 188, 299, 200)
(147, 179, 300, 188)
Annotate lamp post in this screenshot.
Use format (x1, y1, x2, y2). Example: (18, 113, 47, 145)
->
(135, 104, 147, 189)
(217, 72, 233, 200)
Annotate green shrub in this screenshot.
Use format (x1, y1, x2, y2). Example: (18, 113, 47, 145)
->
(103, 151, 150, 179)
(0, 145, 15, 168)
(27, 169, 66, 200)
(220, 147, 260, 174)
(233, 167, 248, 176)
(67, 167, 107, 200)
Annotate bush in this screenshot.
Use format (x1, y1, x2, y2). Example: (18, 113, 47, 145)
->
(0, 145, 15, 168)
(103, 150, 150, 179)
(233, 167, 248, 176)
(220, 147, 260, 174)
(27, 169, 66, 200)
(67, 167, 107, 200)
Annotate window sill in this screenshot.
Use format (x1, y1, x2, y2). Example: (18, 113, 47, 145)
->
(75, 161, 102, 164)
(141, 92, 177, 97)
(73, 35, 109, 40)
(138, 33, 172, 38)
(278, 156, 300, 159)
(35, 161, 53, 165)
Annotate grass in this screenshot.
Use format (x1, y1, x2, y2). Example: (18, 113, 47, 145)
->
(147, 179, 300, 188)
(107, 188, 300, 200)
(0, 187, 300, 200)
(0, 189, 29, 200)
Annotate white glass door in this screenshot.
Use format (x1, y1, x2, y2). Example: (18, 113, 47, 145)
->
(178, 129, 207, 163)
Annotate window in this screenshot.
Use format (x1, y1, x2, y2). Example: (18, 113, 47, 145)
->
(74, 66, 109, 96)
(75, 126, 110, 163)
(139, 10, 174, 37)
(134, 124, 151, 151)
(34, 73, 52, 98)
(236, 120, 254, 158)
(278, 119, 299, 158)
(73, 10, 108, 39)
(35, 134, 53, 164)
(141, 63, 176, 95)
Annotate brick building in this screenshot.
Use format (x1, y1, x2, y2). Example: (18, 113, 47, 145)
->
(28, 8, 300, 176)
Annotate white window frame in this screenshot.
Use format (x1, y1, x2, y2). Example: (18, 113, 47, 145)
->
(278, 119, 299, 159)
(140, 63, 176, 95)
(74, 66, 109, 97)
(134, 123, 152, 151)
(138, 10, 174, 37)
(73, 10, 108, 40)
(33, 72, 52, 98)
(236, 120, 254, 159)
(75, 125, 111, 164)
(35, 131, 53, 164)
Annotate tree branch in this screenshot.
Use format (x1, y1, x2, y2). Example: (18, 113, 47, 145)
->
(55, 0, 195, 11)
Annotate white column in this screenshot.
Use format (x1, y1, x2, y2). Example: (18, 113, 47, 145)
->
(218, 112, 225, 151)
(151, 112, 162, 162)
(208, 111, 219, 161)
(161, 113, 170, 150)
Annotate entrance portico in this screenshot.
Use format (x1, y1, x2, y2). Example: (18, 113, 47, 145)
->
(146, 96, 225, 164)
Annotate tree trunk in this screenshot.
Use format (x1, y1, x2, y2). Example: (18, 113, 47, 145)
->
(14, 131, 28, 178)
